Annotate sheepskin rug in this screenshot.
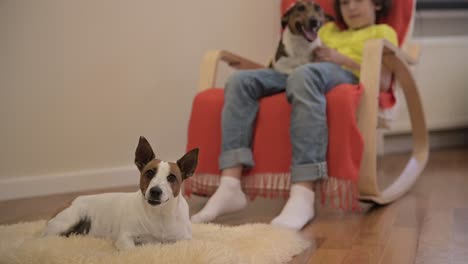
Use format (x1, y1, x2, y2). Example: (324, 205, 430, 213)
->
(0, 220, 310, 264)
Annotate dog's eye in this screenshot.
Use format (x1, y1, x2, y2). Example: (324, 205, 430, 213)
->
(314, 5, 322, 12)
(167, 174, 177, 183)
(145, 170, 155, 178)
(296, 4, 306, 12)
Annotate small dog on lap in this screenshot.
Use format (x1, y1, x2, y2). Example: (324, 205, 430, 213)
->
(43, 137, 199, 250)
(270, 0, 331, 74)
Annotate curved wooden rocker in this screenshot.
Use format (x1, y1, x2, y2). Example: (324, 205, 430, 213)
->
(358, 39, 429, 204)
(194, 38, 429, 205)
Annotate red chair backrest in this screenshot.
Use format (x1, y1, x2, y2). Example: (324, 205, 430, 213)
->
(281, 0, 414, 46)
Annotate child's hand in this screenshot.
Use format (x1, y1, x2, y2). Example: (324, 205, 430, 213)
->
(313, 47, 360, 73)
(314, 47, 346, 65)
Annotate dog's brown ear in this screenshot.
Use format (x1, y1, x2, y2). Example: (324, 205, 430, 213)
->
(324, 13, 335, 22)
(281, 7, 294, 29)
(135, 136, 155, 172)
(177, 148, 199, 180)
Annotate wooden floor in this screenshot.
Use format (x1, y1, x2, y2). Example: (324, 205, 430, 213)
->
(1, 147, 467, 263)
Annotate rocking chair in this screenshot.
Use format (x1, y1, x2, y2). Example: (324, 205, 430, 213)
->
(184, 0, 428, 207)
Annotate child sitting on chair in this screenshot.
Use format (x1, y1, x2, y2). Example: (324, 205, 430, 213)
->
(191, 0, 397, 230)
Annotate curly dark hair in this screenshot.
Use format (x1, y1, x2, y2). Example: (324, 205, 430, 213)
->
(334, 0, 392, 27)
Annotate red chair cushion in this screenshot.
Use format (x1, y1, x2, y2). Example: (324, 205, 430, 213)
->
(186, 84, 363, 210)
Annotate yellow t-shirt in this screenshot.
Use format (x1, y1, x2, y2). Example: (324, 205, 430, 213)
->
(318, 22, 398, 77)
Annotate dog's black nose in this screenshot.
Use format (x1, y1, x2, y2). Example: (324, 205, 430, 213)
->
(149, 187, 162, 198)
(309, 19, 318, 28)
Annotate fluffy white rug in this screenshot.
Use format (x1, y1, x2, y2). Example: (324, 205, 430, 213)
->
(0, 220, 310, 264)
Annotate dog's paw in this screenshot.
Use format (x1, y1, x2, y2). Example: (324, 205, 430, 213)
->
(115, 235, 136, 250)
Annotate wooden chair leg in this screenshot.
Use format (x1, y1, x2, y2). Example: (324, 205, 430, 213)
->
(357, 39, 429, 204)
(357, 39, 383, 198)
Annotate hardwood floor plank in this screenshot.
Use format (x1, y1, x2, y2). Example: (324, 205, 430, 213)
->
(301, 212, 364, 250)
(379, 227, 418, 264)
(354, 202, 400, 246)
(306, 249, 348, 264)
(393, 191, 428, 229)
(452, 208, 468, 264)
(414, 209, 453, 264)
(342, 244, 385, 264)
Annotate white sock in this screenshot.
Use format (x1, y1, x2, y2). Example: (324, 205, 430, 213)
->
(191, 176, 248, 223)
(271, 184, 315, 230)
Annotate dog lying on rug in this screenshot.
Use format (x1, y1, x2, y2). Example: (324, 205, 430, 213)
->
(42, 136, 199, 250)
(270, 0, 330, 74)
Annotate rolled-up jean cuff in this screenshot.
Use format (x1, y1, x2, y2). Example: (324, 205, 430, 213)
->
(291, 161, 328, 182)
(219, 148, 255, 170)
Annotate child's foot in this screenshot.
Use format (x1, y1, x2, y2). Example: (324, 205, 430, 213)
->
(271, 184, 315, 230)
(191, 176, 248, 223)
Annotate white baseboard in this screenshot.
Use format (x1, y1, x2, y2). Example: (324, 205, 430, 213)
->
(382, 128, 468, 155)
(0, 166, 139, 201)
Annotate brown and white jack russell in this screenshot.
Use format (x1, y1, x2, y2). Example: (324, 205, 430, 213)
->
(270, 0, 330, 74)
(42, 136, 199, 250)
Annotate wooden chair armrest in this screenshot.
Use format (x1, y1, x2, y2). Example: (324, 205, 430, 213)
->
(381, 39, 418, 65)
(198, 50, 266, 91)
(402, 42, 421, 64)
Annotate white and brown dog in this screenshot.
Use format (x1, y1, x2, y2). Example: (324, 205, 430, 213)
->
(43, 136, 199, 250)
(271, 0, 329, 74)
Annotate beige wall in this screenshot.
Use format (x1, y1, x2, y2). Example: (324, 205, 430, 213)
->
(0, 0, 281, 179)
(387, 11, 468, 133)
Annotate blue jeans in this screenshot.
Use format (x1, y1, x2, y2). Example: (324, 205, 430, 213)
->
(219, 62, 358, 183)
